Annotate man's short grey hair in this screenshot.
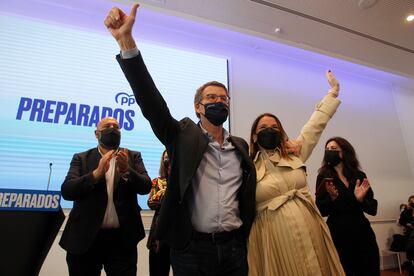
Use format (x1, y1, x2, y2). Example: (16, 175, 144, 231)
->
(194, 81, 229, 118)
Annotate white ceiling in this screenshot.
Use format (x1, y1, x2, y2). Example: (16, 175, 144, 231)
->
(256, 0, 414, 51)
(127, 0, 414, 82)
(3, 0, 413, 84)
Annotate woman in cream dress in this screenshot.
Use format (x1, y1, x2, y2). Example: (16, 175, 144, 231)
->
(247, 71, 345, 276)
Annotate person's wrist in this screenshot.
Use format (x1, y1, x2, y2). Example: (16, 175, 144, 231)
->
(328, 90, 338, 98)
(92, 169, 101, 183)
(117, 35, 136, 51)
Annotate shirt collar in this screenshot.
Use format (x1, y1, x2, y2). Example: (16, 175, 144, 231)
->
(199, 122, 231, 143)
(253, 147, 281, 162)
(97, 146, 120, 157)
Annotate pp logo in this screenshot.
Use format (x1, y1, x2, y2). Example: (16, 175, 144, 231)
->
(115, 92, 136, 106)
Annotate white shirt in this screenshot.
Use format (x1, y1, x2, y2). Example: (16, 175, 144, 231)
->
(99, 148, 120, 229)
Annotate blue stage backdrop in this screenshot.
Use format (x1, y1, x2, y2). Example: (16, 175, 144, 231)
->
(0, 14, 229, 208)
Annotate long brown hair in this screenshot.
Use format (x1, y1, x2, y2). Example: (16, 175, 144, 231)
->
(158, 150, 169, 179)
(318, 137, 361, 180)
(249, 113, 290, 159)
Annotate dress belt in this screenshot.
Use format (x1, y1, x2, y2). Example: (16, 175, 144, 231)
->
(257, 188, 312, 212)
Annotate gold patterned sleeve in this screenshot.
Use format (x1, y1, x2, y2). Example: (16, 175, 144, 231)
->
(147, 178, 161, 210)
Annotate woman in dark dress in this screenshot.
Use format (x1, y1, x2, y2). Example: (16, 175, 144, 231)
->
(147, 150, 170, 276)
(315, 136, 379, 276)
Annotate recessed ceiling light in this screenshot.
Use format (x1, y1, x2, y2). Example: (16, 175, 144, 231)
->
(407, 15, 414, 22)
(358, 0, 377, 9)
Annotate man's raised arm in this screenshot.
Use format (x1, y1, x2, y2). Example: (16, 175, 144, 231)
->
(104, 3, 180, 146)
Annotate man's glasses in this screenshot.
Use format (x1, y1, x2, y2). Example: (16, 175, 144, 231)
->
(203, 94, 230, 104)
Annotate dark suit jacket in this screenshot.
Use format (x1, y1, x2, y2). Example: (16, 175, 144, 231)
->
(117, 53, 256, 249)
(59, 147, 151, 254)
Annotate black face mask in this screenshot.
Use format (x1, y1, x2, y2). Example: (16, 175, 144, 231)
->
(409, 203, 414, 209)
(324, 150, 342, 167)
(98, 127, 121, 149)
(257, 128, 282, 150)
(202, 102, 229, 126)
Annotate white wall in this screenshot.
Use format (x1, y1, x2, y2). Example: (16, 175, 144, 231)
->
(9, 1, 413, 274)
(393, 86, 414, 184)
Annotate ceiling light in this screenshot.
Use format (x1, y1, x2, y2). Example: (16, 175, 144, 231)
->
(407, 15, 414, 22)
(358, 0, 377, 9)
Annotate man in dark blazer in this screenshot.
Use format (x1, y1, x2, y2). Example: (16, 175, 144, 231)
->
(105, 5, 256, 276)
(59, 116, 151, 276)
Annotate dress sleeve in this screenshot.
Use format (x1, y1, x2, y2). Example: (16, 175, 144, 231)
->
(296, 95, 341, 162)
(359, 171, 378, 216)
(315, 174, 334, 217)
(148, 178, 162, 210)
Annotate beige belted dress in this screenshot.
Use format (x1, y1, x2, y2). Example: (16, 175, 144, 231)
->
(247, 95, 345, 276)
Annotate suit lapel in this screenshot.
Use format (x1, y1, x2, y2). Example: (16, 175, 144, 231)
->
(179, 128, 208, 201)
(88, 148, 101, 173)
(228, 136, 251, 165)
(227, 136, 255, 200)
(88, 148, 106, 191)
(113, 167, 121, 191)
(113, 148, 130, 191)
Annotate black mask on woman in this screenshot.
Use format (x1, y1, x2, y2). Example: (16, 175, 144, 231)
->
(324, 150, 342, 167)
(202, 102, 229, 126)
(99, 127, 121, 149)
(257, 128, 282, 150)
